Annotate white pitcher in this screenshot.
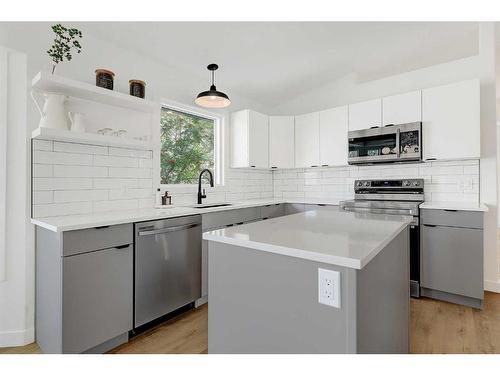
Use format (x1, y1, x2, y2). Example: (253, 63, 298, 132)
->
(68, 112, 87, 133)
(31, 91, 68, 130)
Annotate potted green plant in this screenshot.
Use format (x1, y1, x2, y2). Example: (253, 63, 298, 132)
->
(46, 24, 83, 74)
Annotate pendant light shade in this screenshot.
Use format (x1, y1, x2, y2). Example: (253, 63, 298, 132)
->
(195, 64, 231, 108)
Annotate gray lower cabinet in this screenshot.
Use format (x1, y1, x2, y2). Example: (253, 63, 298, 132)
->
(63, 246, 133, 353)
(36, 224, 134, 353)
(420, 209, 484, 308)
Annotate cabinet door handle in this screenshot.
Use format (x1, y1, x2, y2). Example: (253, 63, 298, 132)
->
(311, 165, 318, 168)
(321, 164, 329, 167)
(444, 209, 458, 212)
(426, 158, 437, 161)
(271, 166, 277, 169)
(250, 165, 256, 168)
(423, 224, 437, 227)
(94, 225, 110, 229)
(115, 244, 130, 250)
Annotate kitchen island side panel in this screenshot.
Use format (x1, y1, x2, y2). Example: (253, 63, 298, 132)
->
(356, 228, 410, 354)
(207, 242, 356, 354)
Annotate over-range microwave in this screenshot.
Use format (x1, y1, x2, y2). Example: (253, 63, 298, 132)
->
(348, 122, 422, 165)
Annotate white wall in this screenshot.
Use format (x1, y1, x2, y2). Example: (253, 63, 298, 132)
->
(272, 22, 499, 293)
(0, 48, 32, 346)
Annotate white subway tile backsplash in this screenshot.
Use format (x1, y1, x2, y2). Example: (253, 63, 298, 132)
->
(33, 191, 53, 204)
(93, 178, 139, 189)
(33, 164, 53, 177)
(109, 147, 152, 159)
(274, 159, 479, 205)
(33, 177, 93, 191)
(108, 188, 153, 200)
(139, 158, 153, 168)
(53, 142, 108, 155)
(53, 165, 108, 178)
(108, 167, 152, 178)
(34, 150, 93, 166)
(94, 155, 139, 168)
(53, 190, 109, 203)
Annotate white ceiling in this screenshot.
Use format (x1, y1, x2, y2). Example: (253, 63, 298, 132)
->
(76, 22, 479, 109)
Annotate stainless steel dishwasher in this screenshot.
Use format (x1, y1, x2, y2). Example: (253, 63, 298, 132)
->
(134, 215, 202, 328)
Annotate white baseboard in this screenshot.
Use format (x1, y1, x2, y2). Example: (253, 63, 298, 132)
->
(0, 327, 34, 348)
(484, 279, 500, 293)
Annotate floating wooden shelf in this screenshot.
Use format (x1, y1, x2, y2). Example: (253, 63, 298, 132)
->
(31, 71, 158, 113)
(32, 127, 153, 150)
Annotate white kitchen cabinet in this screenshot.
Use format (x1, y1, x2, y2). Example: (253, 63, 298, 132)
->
(294, 112, 320, 168)
(319, 106, 348, 166)
(230, 109, 269, 168)
(348, 98, 382, 131)
(422, 79, 480, 160)
(269, 116, 295, 169)
(382, 90, 421, 125)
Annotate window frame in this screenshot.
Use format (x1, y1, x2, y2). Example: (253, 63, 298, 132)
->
(155, 99, 223, 188)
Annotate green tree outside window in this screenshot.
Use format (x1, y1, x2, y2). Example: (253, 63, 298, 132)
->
(160, 107, 215, 184)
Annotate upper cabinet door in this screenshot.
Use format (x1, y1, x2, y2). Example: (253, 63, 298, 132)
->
(295, 112, 320, 168)
(269, 116, 295, 169)
(348, 98, 382, 131)
(230, 109, 269, 169)
(248, 110, 269, 168)
(319, 106, 348, 166)
(422, 79, 480, 160)
(382, 90, 421, 126)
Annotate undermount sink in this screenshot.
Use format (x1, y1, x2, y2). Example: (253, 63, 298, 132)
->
(191, 203, 233, 209)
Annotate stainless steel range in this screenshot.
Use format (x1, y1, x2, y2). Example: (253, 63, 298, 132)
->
(340, 178, 424, 297)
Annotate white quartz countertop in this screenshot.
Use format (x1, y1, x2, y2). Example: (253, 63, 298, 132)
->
(419, 202, 488, 212)
(203, 210, 413, 269)
(31, 198, 341, 232)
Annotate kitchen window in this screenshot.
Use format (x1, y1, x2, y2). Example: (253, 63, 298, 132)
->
(160, 105, 221, 185)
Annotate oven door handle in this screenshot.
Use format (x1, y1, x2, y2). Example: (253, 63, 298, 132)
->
(138, 223, 200, 236)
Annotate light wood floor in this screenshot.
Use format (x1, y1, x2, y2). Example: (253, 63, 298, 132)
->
(2, 293, 500, 354)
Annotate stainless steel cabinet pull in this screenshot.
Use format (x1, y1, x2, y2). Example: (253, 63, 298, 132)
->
(138, 223, 200, 236)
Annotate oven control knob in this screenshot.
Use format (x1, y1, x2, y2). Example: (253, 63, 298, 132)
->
(364, 181, 371, 187)
(403, 180, 411, 187)
(356, 181, 363, 187)
(412, 180, 420, 187)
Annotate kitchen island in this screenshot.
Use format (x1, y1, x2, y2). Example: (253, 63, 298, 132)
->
(203, 210, 412, 354)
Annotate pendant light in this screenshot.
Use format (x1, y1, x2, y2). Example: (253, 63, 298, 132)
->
(195, 63, 231, 108)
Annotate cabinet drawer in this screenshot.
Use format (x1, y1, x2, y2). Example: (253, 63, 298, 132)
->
(202, 207, 261, 231)
(421, 225, 483, 300)
(63, 224, 133, 257)
(421, 209, 483, 229)
(62, 245, 133, 353)
(261, 204, 285, 219)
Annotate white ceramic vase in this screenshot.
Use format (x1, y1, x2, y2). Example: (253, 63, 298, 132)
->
(31, 90, 68, 130)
